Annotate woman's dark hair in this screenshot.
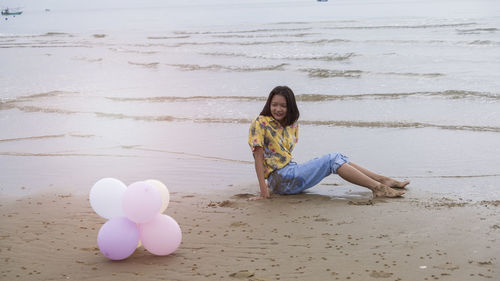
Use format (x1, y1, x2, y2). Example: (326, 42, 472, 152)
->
(260, 86, 300, 126)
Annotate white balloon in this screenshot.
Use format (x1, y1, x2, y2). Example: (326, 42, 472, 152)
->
(145, 179, 170, 213)
(89, 178, 127, 219)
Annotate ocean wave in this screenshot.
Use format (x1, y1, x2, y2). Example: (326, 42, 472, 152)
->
(128, 61, 160, 68)
(294, 90, 500, 101)
(94, 112, 180, 122)
(201, 52, 354, 61)
(0, 152, 134, 157)
(211, 33, 317, 38)
(456, 28, 498, 34)
(0, 91, 78, 104)
(300, 68, 363, 78)
(173, 27, 313, 35)
(106, 96, 266, 102)
(273, 20, 357, 25)
(0, 44, 89, 49)
(3, 99, 498, 133)
(147, 35, 191, 39)
(0, 133, 95, 143)
(167, 63, 288, 72)
(0, 134, 66, 143)
(41, 32, 74, 37)
(300, 68, 444, 79)
(105, 90, 499, 103)
(93, 113, 500, 132)
(467, 40, 500, 46)
(1, 104, 78, 114)
(377, 72, 444, 78)
(109, 47, 158, 54)
(0, 32, 74, 39)
(73, 57, 103, 62)
(323, 23, 476, 30)
(170, 38, 349, 47)
(298, 120, 500, 132)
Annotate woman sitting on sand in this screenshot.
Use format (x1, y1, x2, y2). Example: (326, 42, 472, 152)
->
(248, 86, 409, 201)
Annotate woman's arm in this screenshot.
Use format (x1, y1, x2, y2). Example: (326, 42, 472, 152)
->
(250, 146, 270, 200)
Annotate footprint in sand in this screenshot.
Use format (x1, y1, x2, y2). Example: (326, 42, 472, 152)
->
(369, 270, 393, 278)
(231, 193, 254, 199)
(433, 263, 459, 271)
(230, 221, 249, 227)
(229, 270, 254, 279)
(207, 200, 237, 208)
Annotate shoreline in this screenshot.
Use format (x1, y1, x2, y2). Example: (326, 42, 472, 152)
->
(1, 188, 498, 280)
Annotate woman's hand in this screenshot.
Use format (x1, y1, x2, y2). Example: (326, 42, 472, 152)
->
(249, 190, 270, 201)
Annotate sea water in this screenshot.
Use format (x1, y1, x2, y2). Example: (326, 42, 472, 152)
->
(1, 0, 499, 200)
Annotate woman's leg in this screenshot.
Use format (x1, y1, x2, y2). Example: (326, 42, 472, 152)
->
(349, 162, 410, 189)
(337, 163, 405, 197)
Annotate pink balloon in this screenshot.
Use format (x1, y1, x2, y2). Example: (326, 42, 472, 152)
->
(139, 214, 182, 256)
(122, 181, 162, 223)
(97, 217, 139, 260)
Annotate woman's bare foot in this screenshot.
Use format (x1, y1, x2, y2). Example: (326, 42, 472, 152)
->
(372, 184, 406, 198)
(380, 177, 410, 189)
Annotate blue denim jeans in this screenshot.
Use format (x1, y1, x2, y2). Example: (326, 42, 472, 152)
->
(267, 153, 349, 195)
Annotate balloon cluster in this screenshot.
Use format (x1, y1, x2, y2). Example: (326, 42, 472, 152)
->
(89, 178, 181, 260)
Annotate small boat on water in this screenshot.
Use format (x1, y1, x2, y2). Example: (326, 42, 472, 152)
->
(1, 8, 23, 16)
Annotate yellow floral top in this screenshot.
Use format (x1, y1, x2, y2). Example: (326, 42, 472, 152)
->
(248, 115, 299, 178)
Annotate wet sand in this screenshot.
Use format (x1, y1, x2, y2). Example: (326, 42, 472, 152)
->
(1, 188, 498, 281)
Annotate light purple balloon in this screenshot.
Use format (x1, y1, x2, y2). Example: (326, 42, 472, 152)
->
(97, 217, 139, 260)
(122, 181, 162, 223)
(139, 214, 182, 256)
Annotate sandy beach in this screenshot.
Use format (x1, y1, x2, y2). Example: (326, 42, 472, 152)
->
(1, 1, 500, 280)
(1, 186, 498, 281)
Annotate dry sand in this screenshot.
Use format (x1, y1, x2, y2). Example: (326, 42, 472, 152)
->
(1, 188, 499, 281)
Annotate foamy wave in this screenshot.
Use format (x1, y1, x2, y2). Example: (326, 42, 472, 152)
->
(173, 27, 313, 35)
(0, 32, 74, 39)
(0, 134, 66, 143)
(467, 40, 500, 46)
(456, 28, 498, 34)
(0, 152, 133, 157)
(211, 33, 316, 39)
(300, 68, 444, 79)
(109, 47, 157, 54)
(378, 72, 444, 78)
(298, 120, 500, 132)
(147, 35, 191, 39)
(296, 90, 500, 101)
(4, 104, 78, 114)
(106, 96, 266, 102)
(167, 63, 287, 72)
(300, 68, 363, 78)
(0, 43, 89, 49)
(171, 38, 349, 47)
(41, 32, 74, 37)
(201, 52, 355, 61)
(128, 61, 160, 68)
(323, 23, 477, 30)
(94, 112, 179, 122)
(105, 90, 499, 103)
(0, 91, 78, 104)
(93, 113, 500, 132)
(0, 133, 95, 143)
(73, 57, 103, 63)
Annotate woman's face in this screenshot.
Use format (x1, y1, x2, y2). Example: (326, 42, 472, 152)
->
(270, 94, 287, 123)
